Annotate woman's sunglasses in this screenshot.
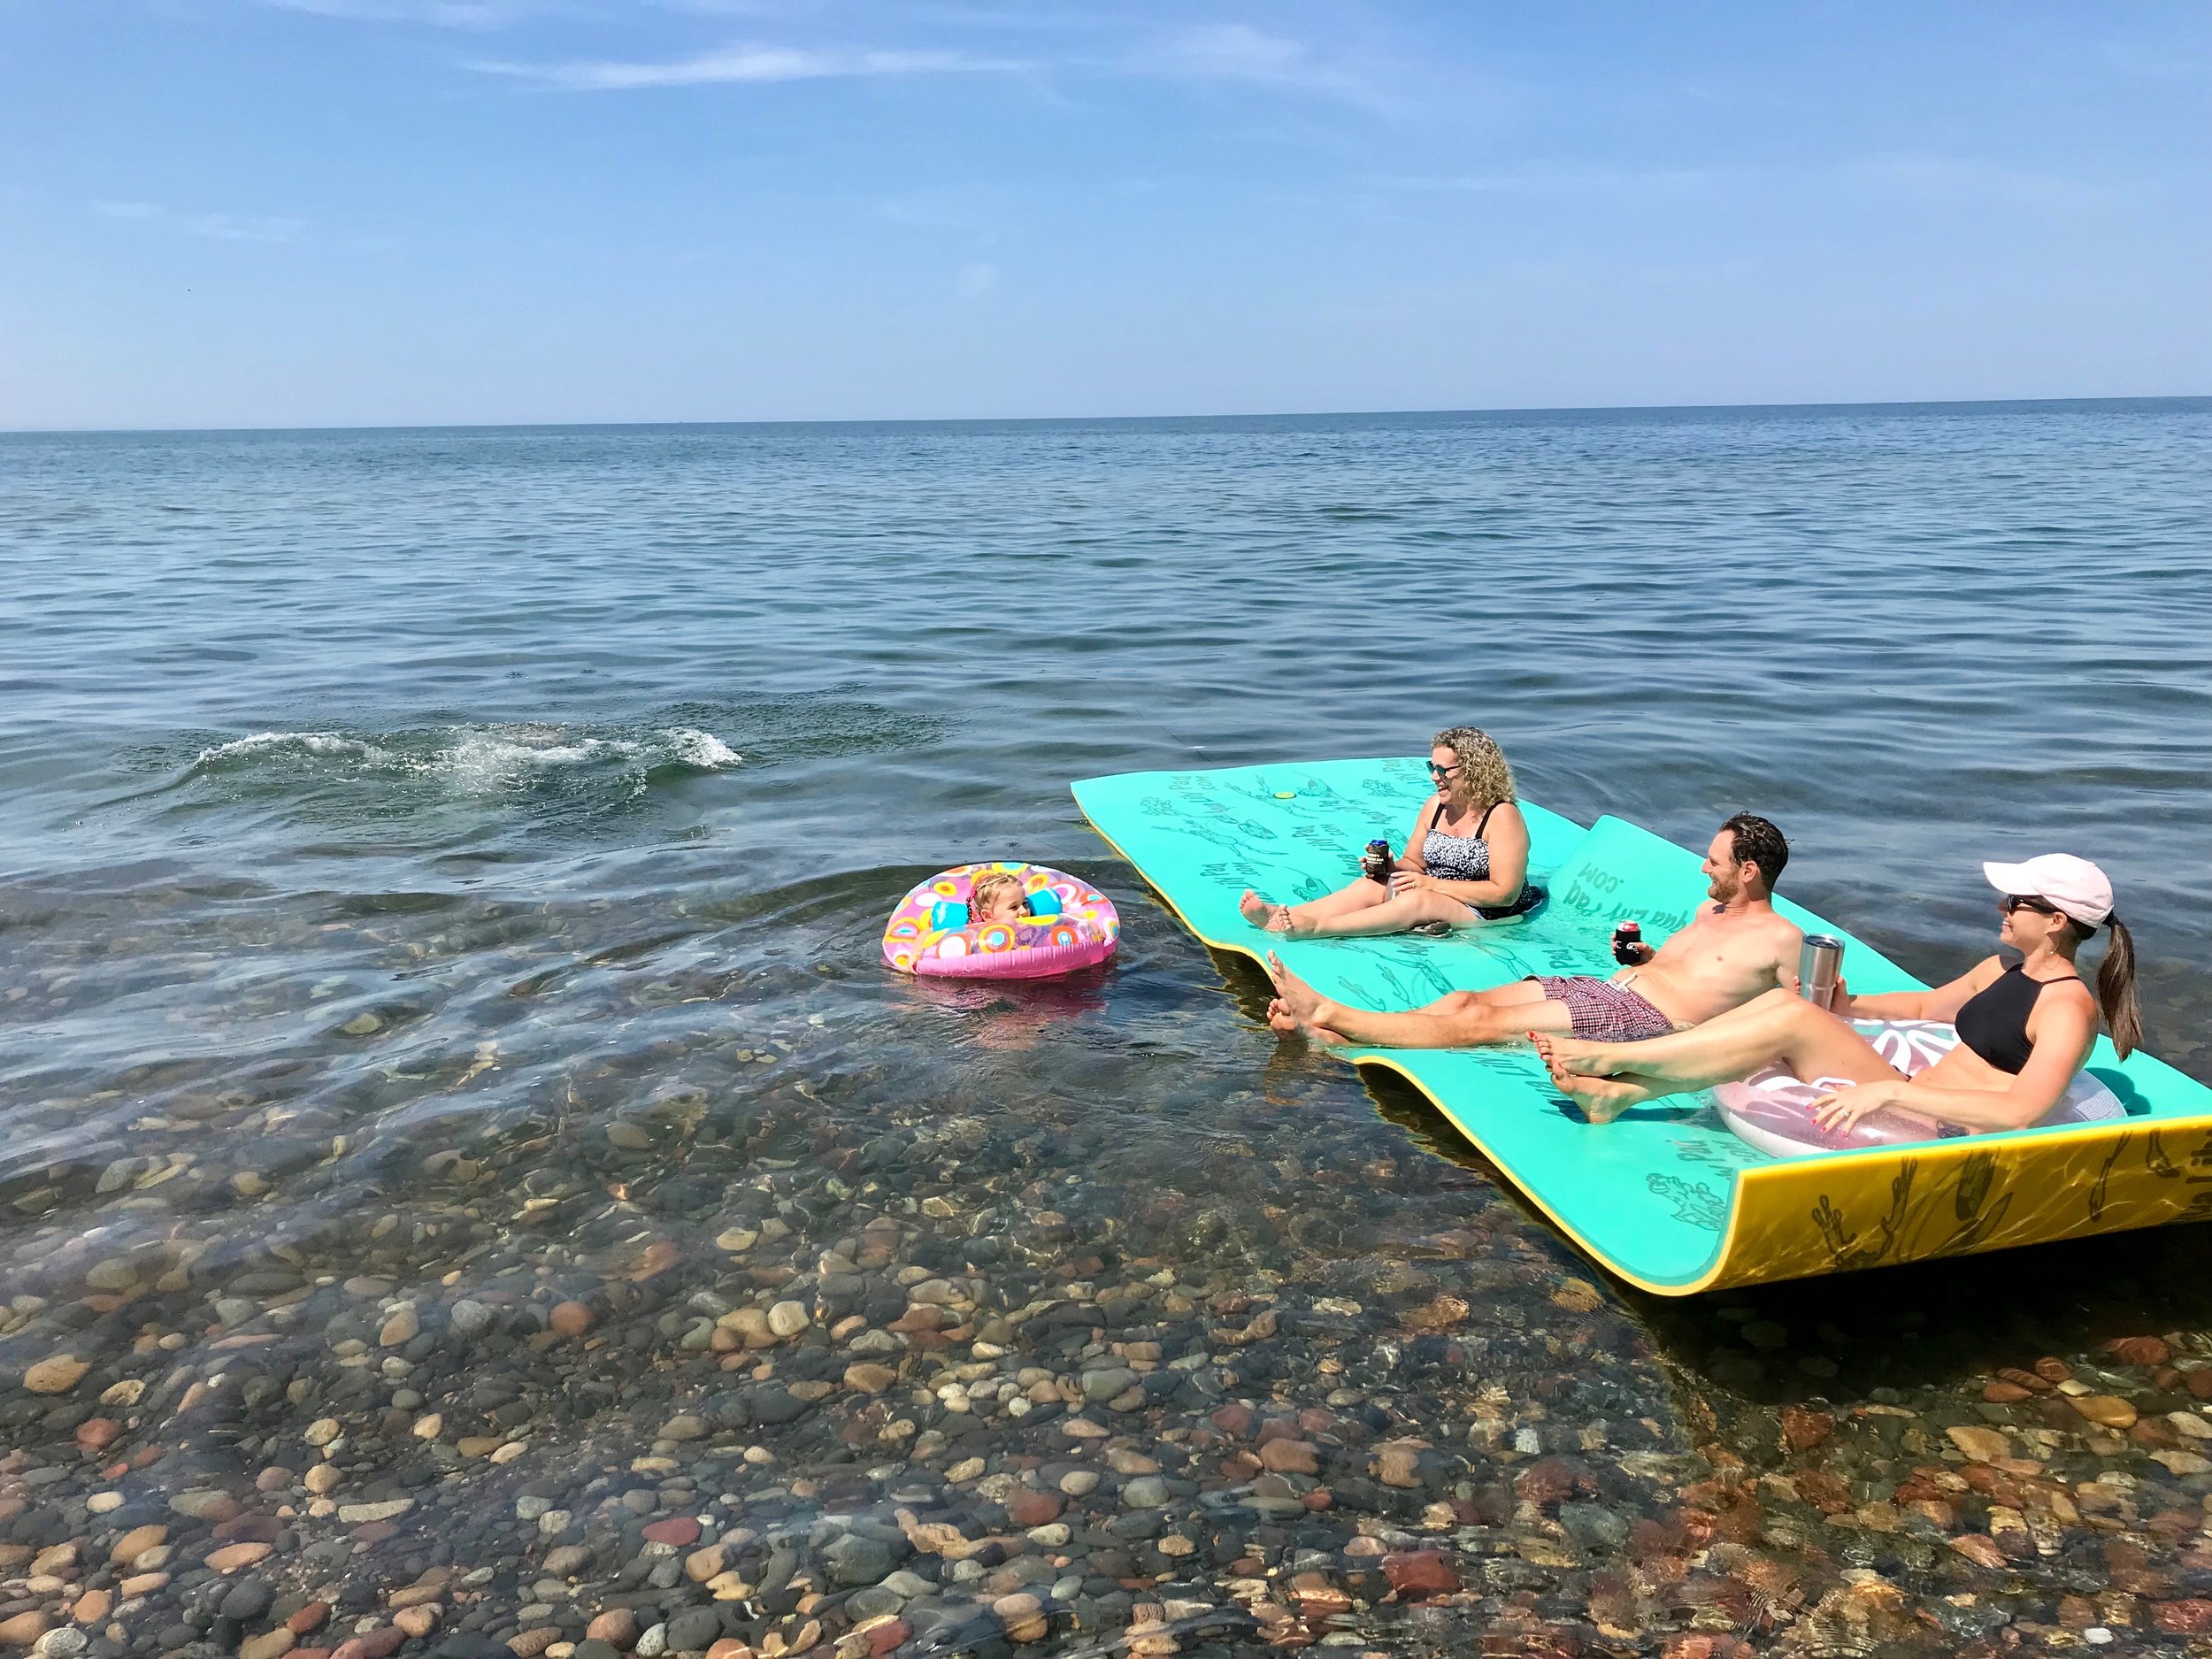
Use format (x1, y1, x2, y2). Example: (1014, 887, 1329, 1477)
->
(1426, 761, 1462, 778)
(2002, 894, 2062, 917)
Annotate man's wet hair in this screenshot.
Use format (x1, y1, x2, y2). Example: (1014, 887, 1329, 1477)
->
(1721, 812, 1789, 894)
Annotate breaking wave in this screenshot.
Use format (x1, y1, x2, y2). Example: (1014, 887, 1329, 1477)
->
(190, 723, 741, 793)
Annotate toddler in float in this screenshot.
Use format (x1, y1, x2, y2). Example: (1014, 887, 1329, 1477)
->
(964, 871, 1067, 945)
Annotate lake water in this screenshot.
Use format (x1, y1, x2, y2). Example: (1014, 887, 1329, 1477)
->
(4, 402, 2212, 1656)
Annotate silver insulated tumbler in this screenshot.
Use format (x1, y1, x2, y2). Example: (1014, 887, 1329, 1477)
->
(1798, 934, 1845, 1006)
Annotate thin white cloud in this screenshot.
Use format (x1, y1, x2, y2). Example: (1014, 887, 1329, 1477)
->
(1157, 23, 1302, 79)
(479, 42, 1028, 89)
(1135, 21, 1370, 100)
(1372, 167, 1724, 196)
(264, 0, 535, 27)
(954, 261, 998, 298)
(93, 201, 307, 244)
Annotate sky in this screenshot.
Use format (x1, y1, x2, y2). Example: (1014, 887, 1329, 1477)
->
(2, 1, 2208, 428)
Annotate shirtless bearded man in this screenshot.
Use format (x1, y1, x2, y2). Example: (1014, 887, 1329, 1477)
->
(1266, 813, 1802, 1050)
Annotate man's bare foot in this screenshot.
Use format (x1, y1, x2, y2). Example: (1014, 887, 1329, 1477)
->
(1239, 890, 1271, 926)
(1265, 952, 1327, 1024)
(1547, 1059, 1647, 1125)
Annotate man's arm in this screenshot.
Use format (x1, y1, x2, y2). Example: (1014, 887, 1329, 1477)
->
(1771, 918, 1807, 992)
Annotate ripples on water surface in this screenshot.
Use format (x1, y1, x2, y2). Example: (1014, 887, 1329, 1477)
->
(3, 402, 2212, 1657)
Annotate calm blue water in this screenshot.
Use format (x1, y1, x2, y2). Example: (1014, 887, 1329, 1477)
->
(4, 401, 2212, 1651)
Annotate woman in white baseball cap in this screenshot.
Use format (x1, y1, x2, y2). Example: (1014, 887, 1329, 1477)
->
(1535, 853, 2139, 1134)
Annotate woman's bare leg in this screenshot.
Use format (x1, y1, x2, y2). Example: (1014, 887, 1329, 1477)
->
(1540, 987, 1894, 1094)
(1284, 887, 1478, 939)
(1240, 876, 1389, 932)
(1525, 1037, 1687, 1122)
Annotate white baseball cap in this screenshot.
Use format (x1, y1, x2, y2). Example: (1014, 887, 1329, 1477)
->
(1982, 854, 2114, 926)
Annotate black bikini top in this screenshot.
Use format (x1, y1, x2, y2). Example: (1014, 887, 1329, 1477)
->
(1954, 963, 2080, 1074)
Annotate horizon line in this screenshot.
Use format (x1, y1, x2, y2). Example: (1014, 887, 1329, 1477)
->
(4, 391, 2208, 440)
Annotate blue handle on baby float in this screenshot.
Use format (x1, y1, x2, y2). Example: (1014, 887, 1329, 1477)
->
(1025, 888, 1062, 918)
(929, 900, 971, 931)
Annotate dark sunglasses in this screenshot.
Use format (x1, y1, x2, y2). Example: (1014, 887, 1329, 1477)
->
(2002, 894, 2062, 917)
(1426, 761, 1462, 777)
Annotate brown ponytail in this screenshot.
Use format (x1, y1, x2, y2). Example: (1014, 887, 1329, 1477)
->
(2092, 914, 2142, 1059)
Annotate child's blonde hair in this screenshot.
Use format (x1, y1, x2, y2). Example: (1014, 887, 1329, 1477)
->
(969, 871, 1025, 920)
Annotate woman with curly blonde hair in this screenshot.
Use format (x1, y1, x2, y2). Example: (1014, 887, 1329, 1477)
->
(1240, 726, 1542, 937)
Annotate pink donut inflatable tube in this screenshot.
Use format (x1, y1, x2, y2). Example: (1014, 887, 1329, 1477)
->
(1715, 1018, 2124, 1158)
(882, 862, 1118, 980)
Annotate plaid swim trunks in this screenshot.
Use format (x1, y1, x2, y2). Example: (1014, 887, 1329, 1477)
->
(1526, 975, 1679, 1043)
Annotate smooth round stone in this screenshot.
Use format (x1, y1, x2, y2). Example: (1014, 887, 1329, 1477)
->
(1058, 1471, 1101, 1497)
(449, 1300, 494, 1339)
(766, 1301, 810, 1338)
(1081, 1368, 1140, 1404)
(1121, 1477, 1170, 1509)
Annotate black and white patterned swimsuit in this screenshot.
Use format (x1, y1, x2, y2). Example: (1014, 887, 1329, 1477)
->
(1423, 814, 1495, 883)
(1420, 802, 1544, 921)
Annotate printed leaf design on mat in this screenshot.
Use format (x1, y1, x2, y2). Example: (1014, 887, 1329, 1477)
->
(1335, 975, 1379, 1008)
(1175, 819, 1263, 854)
(1646, 1172, 1726, 1232)
(1953, 1151, 1998, 1222)
(2088, 1138, 2126, 1222)
(1198, 861, 1272, 892)
(1671, 1134, 1763, 1171)
(1410, 956, 1456, 999)
(2181, 1132, 2212, 1220)
(1372, 962, 1416, 1007)
(1809, 1163, 1917, 1270)
(1221, 777, 1354, 824)
(1199, 807, 1279, 841)
(1914, 1151, 2014, 1256)
(2146, 1129, 2179, 1178)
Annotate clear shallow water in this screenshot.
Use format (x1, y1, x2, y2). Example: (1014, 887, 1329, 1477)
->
(4, 403, 2212, 1657)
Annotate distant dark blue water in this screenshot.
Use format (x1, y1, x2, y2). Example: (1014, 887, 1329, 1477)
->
(4, 402, 2211, 1653)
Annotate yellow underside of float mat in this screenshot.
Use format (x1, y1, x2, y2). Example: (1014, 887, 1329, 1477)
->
(1071, 758, 2212, 1294)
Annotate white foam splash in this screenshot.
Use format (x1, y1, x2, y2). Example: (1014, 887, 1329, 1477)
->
(195, 731, 377, 765)
(664, 728, 741, 768)
(190, 723, 740, 789)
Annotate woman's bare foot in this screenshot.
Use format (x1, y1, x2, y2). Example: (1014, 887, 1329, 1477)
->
(1266, 997, 1302, 1034)
(1239, 890, 1272, 926)
(1546, 1060, 1647, 1125)
(1536, 1032, 1630, 1078)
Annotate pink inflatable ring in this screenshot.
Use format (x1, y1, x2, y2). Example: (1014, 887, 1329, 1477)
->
(1715, 1018, 2124, 1157)
(882, 862, 1118, 980)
